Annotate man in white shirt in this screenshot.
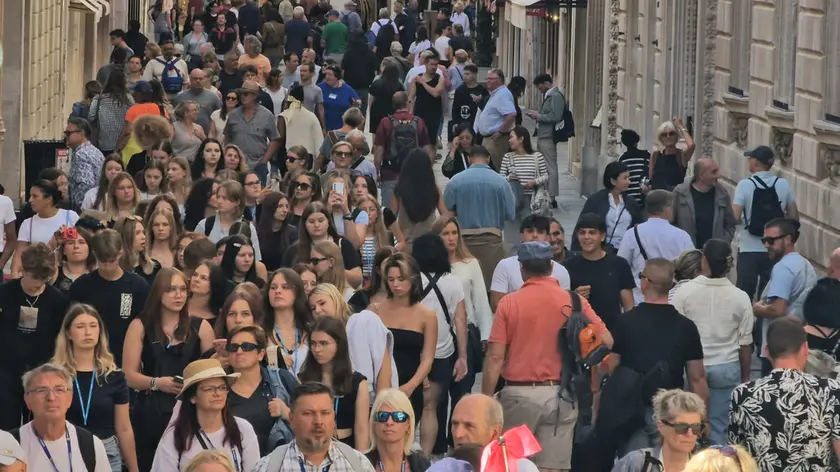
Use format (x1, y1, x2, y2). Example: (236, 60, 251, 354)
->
(0, 194, 17, 274)
(18, 364, 111, 472)
(142, 39, 190, 99)
(617, 189, 694, 303)
(434, 24, 453, 67)
(490, 214, 571, 311)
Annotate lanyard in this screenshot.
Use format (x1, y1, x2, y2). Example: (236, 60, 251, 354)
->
(299, 458, 331, 472)
(36, 428, 73, 472)
(378, 459, 406, 472)
(73, 367, 96, 426)
(274, 326, 299, 373)
(198, 430, 242, 472)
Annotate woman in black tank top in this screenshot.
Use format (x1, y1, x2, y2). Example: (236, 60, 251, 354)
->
(648, 118, 695, 191)
(804, 278, 840, 360)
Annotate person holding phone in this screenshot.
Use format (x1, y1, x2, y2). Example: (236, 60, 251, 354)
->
(323, 168, 369, 247)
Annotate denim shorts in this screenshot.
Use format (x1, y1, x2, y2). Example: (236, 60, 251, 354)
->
(101, 435, 123, 472)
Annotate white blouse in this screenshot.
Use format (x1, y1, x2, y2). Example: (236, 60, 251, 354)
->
(451, 258, 493, 341)
(605, 193, 633, 248)
(151, 417, 260, 472)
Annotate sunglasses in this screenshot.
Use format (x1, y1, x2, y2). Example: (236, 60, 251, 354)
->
(334, 150, 353, 158)
(225, 96, 239, 101)
(760, 234, 788, 245)
(374, 411, 409, 423)
(226, 342, 263, 353)
(294, 182, 312, 190)
(661, 420, 703, 436)
(63, 130, 82, 137)
(310, 257, 329, 265)
(660, 131, 677, 138)
(287, 155, 302, 162)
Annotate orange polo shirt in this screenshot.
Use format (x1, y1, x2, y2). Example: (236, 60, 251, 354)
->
(489, 276, 607, 382)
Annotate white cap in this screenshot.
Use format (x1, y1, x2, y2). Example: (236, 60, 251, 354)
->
(0, 431, 25, 466)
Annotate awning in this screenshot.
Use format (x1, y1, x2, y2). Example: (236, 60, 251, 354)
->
(508, 0, 540, 28)
(69, 0, 111, 21)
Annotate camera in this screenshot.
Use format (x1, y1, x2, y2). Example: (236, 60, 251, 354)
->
(61, 227, 78, 240)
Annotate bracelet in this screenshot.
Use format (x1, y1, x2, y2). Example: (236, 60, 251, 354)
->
(150, 377, 158, 391)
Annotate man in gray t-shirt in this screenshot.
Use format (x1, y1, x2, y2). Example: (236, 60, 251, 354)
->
(174, 69, 223, 134)
(224, 81, 281, 178)
(299, 63, 326, 129)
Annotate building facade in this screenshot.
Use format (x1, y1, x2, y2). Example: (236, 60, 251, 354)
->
(0, 0, 128, 204)
(494, 0, 839, 270)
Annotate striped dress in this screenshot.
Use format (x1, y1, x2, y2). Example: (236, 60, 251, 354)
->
(499, 152, 549, 195)
(618, 148, 651, 206)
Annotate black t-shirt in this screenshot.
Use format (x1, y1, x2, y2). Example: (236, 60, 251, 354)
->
(218, 69, 244, 96)
(281, 238, 362, 270)
(691, 185, 716, 249)
(127, 151, 151, 178)
(562, 253, 635, 330)
(261, 225, 300, 272)
(258, 90, 276, 115)
(69, 270, 150, 366)
(228, 383, 274, 456)
(448, 36, 473, 53)
(0, 280, 70, 372)
(451, 84, 488, 125)
(67, 370, 130, 439)
(53, 266, 83, 294)
(611, 303, 704, 391)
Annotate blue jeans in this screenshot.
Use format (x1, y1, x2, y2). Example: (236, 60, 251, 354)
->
(706, 361, 742, 446)
(381, 179, 398, 211)
(101, 435, 123, 472)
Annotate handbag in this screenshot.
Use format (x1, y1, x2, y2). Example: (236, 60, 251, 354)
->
(468, 324, 484, 373)
(529, 153, 553, 216)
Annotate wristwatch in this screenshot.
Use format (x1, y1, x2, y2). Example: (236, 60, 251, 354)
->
(342, 213, 354, 221)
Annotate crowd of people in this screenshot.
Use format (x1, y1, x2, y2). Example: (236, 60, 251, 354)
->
(0, 1, 839, 472)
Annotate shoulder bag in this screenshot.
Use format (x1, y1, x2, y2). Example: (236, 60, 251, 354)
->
(529, 153, 553, 216)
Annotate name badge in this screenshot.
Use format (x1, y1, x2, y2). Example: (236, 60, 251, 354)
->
(328, 93, 338, 100)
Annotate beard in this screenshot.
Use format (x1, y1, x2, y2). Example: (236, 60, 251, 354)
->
(301, 436, 330, 452)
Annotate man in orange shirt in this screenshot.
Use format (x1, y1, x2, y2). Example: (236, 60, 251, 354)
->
(483, 241, 612, 472)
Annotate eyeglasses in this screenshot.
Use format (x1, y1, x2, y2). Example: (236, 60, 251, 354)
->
(294, 182, 312, 191)
(333, 151, 353, 158)
(27, 386, 72, 397)
(199, 384, 230, 394)
(661, 420, 703, 436)
(760, 234, 788, 245)
(374, 411, 409, 423)
(310, 257, 329, 265)
(226, 342, 263, 353)
(709, 445, 742, 467)
(63, 130, 82, 137)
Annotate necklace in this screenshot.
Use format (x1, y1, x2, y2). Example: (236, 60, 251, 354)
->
(23, 293, 41, 308)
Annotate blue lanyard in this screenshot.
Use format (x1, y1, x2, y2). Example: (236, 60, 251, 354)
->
(199, 430, 242, 472)
(299, 458, 331, 472)
(36, 428, 72, 472)
(334, 397, 339, 417)
(73, 367, 96, 426)
(274, 326, 299, 373)
(378, 459, 406, 472)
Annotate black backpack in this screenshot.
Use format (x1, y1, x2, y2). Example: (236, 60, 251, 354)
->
(552, 90, 576, 143)
(387, 115, 420, 168)
(375, 21, 396, 56)
(10, 426, 97, 471)
(747, 175, 785, 236)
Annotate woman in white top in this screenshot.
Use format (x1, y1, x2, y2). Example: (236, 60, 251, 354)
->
(499, 126, 548, 203)
(82, 155, 125, 212)
(323, 167, 368, 246)
(411, 233, 468, 455)
(408, 26, 432, 67)
(264, 69, 288, 117)
(172, 101, 207, 161)
(671, 239, 754, 446)
(309, 283, 397, 404)
(195, 180, 262, 260)
(12, 180, 80, 277)
(183, 19, 210, 70)
(262, 269, 314, 376)
(150, 358, 260, 472)
(209, 91, 239, 142)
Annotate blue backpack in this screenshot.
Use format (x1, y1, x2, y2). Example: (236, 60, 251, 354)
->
(156, 57, 184, 94)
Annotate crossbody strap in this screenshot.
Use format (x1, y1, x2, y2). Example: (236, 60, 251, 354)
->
(634, 225, 648, 260)
(606, 206, 626, 244)
(422, 272, 458, 350)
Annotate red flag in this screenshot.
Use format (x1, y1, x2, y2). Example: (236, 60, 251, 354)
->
(480, 426, 542, 472)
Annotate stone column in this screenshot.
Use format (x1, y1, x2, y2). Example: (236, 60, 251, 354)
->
(1, 0, 24, 202)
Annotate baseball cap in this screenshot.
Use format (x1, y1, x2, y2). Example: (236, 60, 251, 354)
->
(517, 241, 553, 263)
(744, 145, 774, 166)
(134, 80, 153, 93)
(328, 9, 340, 16)
(0, 431, 25, 466)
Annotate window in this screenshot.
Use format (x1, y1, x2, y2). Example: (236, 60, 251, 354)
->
(772, 0, 799, 110)
(824, 1, 840, 123)
(728, 0, 752, 96)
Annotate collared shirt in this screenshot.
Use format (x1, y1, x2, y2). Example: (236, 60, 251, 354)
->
(223, 105, 278, 167)
(489, 277, 606, 381)
(616, 217, 694, 303)
(252, 439, 375, 472)
(605, 193, 633, 247)
(475, 85, 516, 136)
(733, 170, 795, 253)
(443, 163, 515, 231)
(450, 11, 471, 36)
(760, 251, 817, 358)
(68, 141, 105, 210)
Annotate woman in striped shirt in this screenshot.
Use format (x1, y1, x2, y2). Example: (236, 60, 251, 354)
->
(499, 126, 549, 214)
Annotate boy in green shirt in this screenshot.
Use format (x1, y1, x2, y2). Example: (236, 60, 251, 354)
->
(321, 10, 349, 63)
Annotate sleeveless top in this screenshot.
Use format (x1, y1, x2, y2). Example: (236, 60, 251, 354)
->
(650, 150, 686, 191)
(335, 372, 367, 447)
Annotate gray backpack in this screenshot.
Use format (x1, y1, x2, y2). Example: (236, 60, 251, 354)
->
(266, 441, 367, 471)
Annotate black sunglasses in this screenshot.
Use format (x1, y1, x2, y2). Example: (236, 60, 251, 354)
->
(374, 411, 409, 423)
(760, 234, 788, 245)
(661, 420, 703, 436)
(225, 342, 263, 353)
(310, 257, 329, 265)
(287, 155, 302, 162)
(294, 182, 312, 190)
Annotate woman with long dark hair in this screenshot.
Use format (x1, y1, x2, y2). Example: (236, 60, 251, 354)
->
(123, 268, 215, 471)
(408, 26, 431, 67)
(262, 269, 314, 376)
(139, 158, 169, 200)
(184, 178, 220, 231)
(257, 192, 299, 272)
(89, 70, 136, 155)
(151, 358, 260, 471)
(287, 172, 322, 229)
(210, 91, 239, 141)
(499, 125, 548, 220)
(393, 149, 445, 252)
(299, 316, 370, 449)
(368, 62, 405, 134)
(52, 304, 139, 472)
(364, 247, 398, 305)
(192, 138, 225, 180)
(220, 234, 265, 287)
(188, 260, 228, 324)
(82, 154, 125, 212)
(214, 289, 266, 341)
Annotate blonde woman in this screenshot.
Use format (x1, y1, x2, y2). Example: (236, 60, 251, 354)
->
(184, 450, 236, 472)
(172, 100, 207, 161)
(356, 194, 391, 283)
(148, 208, 179, 268)
(195, 180, 262, 260)
(310, 240, 354, 301)
(310, 283, 398, 403)
(613, 389, 706, 472)
(365, 389, 431, 472)
(167, 156, 193, 209)
(105, 172, 141, 221)
(223, 144, 247, 172)
(115, 216, 161, 285)
(682, 445, 758, 472)
(647, 118, 695, 192)
(52, 303, 139, 472)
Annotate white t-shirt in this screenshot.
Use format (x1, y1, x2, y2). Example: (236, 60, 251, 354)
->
(151, 417, 260, 472)
(18, 209, 80, 244)
(0, 195, 16, 252)
(195, 217, 262, 261)
(434, 36, 451, 60)
(332, 210, 369, 238)
(490, 256, 571, 294)
(421, 272, 465, 359)
(19, 422, 111, 472)
(408, 40, 432, 66)
(264, 86, 288, 117)
(81, 187, 104, 212)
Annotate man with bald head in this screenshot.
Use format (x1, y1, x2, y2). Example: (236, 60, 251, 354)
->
(174, 68, 222, 133)
(829, 248, 840, 279)
(672, 157, 737, 249)
(451, 394, 539, 472)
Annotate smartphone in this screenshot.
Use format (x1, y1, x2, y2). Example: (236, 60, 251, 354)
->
(266, 345, 280, 368)
(213, 339, 228, 354)
(173, 376, 184, 385)
(62, 227, 78, 240)
(332, 181, 345, 195)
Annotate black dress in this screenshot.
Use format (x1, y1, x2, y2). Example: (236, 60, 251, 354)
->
(368, 79, 404, 134)
(336, 372, 367, 448)
(413, 74, 443, 146)
(388, 328, 425, 425)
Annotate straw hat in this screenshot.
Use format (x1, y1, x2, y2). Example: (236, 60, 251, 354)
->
(177, 359, 240, 400)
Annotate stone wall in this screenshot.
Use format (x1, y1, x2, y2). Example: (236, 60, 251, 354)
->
(713, 0, 840, 271)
